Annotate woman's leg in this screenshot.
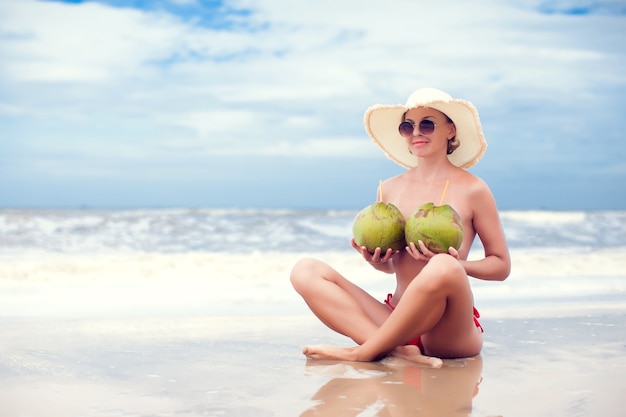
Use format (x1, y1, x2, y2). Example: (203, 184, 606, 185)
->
(302, 254, 482, 363)
(290, 257, 390, 345)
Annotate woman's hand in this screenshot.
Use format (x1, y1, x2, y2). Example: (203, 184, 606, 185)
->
(405, 241, 461, 261)
(405, 240, 432, 261)
(447, 246, 460, 259)
(350, 238, 398, 267)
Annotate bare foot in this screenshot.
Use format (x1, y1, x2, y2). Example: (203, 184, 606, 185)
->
(391, 345, 443, 368)
(302, 345, 360, 361)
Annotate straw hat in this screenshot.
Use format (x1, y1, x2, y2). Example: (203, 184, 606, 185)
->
(364, 88, 487, 169)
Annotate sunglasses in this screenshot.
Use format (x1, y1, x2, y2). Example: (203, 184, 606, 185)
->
(398, 119, 437, 137)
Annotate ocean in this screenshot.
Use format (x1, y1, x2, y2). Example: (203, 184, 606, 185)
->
(1, 207, 624, 320)
(1, 208, 625, 417)
(1, 208, 624, 255)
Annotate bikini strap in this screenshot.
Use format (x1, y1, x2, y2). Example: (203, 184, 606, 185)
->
(473, 307, 484, 333)
(384, 293, 394, 309)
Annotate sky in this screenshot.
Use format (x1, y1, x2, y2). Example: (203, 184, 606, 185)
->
(0, 0, 625, 211)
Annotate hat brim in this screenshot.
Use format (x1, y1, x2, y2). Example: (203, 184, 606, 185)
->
(364, 92, 487, 169)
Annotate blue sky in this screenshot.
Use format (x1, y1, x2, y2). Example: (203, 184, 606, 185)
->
(0, 0, 625, 210)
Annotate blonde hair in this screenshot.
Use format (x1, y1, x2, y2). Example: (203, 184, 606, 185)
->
(445, 114, 460, 155)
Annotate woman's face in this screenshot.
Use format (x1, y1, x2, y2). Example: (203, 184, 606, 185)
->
(402, 107, 456, 158)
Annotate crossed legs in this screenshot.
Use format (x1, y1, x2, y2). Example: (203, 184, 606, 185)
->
(290, 254, 482, 365)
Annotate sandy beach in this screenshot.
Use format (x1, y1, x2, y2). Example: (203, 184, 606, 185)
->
(1, 250, 625, 416)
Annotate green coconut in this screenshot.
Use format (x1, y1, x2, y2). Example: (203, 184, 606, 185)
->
(405, 202, 464, 254)
(352, 202, 406, 253)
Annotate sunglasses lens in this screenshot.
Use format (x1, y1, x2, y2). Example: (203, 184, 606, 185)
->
(398, 121, 414, 137)
(399, 120, 436, 137)
(419, 120, 435, 135)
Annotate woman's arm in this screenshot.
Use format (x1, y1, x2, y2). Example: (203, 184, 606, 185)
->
(461, 180, 511, 281)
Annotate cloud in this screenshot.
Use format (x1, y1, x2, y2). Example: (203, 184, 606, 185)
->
(532, 0, 626, 15)
(0, 0, 624, 208)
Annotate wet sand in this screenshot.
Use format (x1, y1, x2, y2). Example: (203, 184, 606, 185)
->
(1, 313, 624, 417)
(1, 252, 625, 416)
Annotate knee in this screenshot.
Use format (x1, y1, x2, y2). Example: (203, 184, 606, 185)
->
(289, 257, 323, 293)
(429, 253, 465, 273)
(420, 254, 466, 289)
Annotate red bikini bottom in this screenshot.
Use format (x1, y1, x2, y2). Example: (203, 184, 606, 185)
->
(384, 293, 484, 350)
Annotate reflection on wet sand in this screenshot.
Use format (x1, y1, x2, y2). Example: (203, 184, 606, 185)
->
(301, 355, 485, 417)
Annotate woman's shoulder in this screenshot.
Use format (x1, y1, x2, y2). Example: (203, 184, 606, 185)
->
(454, 170, 498, 211)
(456, 168, 489, 189)
(451, 169, 494, 206)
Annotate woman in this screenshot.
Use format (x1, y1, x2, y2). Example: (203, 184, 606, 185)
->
(290, 88, 511, 366)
